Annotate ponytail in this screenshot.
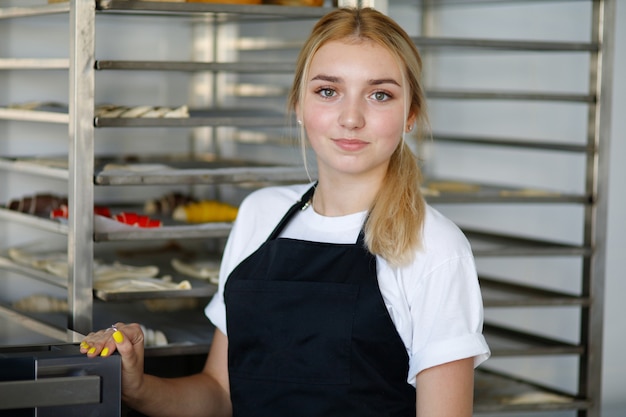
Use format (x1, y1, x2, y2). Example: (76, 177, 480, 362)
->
(364, 141, 425, 267)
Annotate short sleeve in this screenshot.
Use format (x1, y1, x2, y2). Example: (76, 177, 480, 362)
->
(406, 255, 490, 385)
(376, 206, 490, 387)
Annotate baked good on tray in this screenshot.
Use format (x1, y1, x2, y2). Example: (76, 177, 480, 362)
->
(172, 200, 239, 223)
(187, 0, 262, 4)
(263, 0, 324, 5)
(7, 193, 67, 216)
(145, 192, 197, 216)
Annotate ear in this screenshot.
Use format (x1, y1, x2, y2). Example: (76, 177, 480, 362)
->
(405, 110, 417, 133)
(294, 103, 303, 125)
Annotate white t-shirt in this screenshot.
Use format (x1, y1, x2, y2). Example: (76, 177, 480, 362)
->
(206, 183, 490, 386)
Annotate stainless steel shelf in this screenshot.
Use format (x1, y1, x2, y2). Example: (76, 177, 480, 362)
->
(481, 276, 588, 307)
(0, 3, 69, 19)
(0, 305, 80, 348)
(0, 154, 312, 186)
(426, 89, 595, 103)
(96, 0, 333, 19)
(465, 229, 589, 257)
(432, 133, 592, 153)
(95, 163, 310, 186)
(474, 367, 588, 414)
(93, 222, 233, 242)
(0, 256, 67, 289)
(0, 263, 216, 302)
(0, 157, 69, 180)
(0, 156, 586, 203)
(94, 285, 215, 302)
(95, 108, 288, 128)
(0, 208, 68, 234)
(0, 105, 290, 128)
(413, 36, 597, 52)
(0, 206, 590, 257)
(95, 60, 296, 73)
(423, 179, 588, 204)
(484, 323, 584, 356)
(398, 0, 588, 6)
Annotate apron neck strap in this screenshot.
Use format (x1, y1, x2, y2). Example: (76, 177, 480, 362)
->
(266, 184, 317, 241)
(267, 184, 369, 249)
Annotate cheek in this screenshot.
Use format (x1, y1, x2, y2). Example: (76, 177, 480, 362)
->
(371, 111, 406, 142)
(302, 105, 333, 137)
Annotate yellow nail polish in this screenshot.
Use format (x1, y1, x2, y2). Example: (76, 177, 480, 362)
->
(100, 347, 109, 357)
(80, 341, 89, 349)
(88, 347, 96, 354)
(113, 330, 124, 344)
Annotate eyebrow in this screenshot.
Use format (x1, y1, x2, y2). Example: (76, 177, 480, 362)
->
(310, 74, 400, 87)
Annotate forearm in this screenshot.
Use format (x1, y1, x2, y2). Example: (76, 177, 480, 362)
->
(124, 372, 232, 417)
(415, 358, 474, 417)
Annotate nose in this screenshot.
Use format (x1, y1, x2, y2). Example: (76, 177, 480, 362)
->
(338, 97, 365, 130)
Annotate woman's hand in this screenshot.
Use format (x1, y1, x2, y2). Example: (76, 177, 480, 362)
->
(80, 326, 231, 417)
(80, 322, 147, 398)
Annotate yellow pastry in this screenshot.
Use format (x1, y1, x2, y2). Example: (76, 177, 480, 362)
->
(172, 200, 238, 223)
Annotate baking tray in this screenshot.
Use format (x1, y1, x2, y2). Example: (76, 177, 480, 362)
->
(0, 305, 80, 349)
(1, 240, 219, 302)
(0, 154, 312, 186)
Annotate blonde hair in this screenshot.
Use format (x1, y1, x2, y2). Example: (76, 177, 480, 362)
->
(288, 7, 428, 267)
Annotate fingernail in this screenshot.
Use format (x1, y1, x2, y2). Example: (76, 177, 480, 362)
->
(80, 341, 89, 349)
(100, 347, 109, 357)
(113, 330, 124, 344)
(88, 347, 96, 354)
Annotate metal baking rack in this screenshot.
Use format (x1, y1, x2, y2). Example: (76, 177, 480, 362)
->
(0, 1, 614, 415)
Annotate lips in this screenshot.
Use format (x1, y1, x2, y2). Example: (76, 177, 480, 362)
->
(332, 138, 369, 152)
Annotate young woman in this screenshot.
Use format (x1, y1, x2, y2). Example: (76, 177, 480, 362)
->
(81, 7, 490, 417)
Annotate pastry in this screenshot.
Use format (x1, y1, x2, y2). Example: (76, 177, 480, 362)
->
(171, 258, 220, 283)
(95, 105, 189, 118)
(264, 0, 324, 5)
(426, 180, 480, 193)
(13, 294, 68, 313)
(7, 193, 67, 216)
(172, 200, 238, 223)
(144, 192, 197, 216)
(93, 276, 191, 292)
(139, 324, 169, 347)
(8, 246, 160, 281)
(187, 0, 262, 4)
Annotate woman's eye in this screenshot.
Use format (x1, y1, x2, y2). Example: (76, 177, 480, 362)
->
(318, 88, 336, 98)
(372, 91, 391, 101)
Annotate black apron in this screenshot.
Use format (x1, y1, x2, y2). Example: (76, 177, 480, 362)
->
(224, 186, 416, 417)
